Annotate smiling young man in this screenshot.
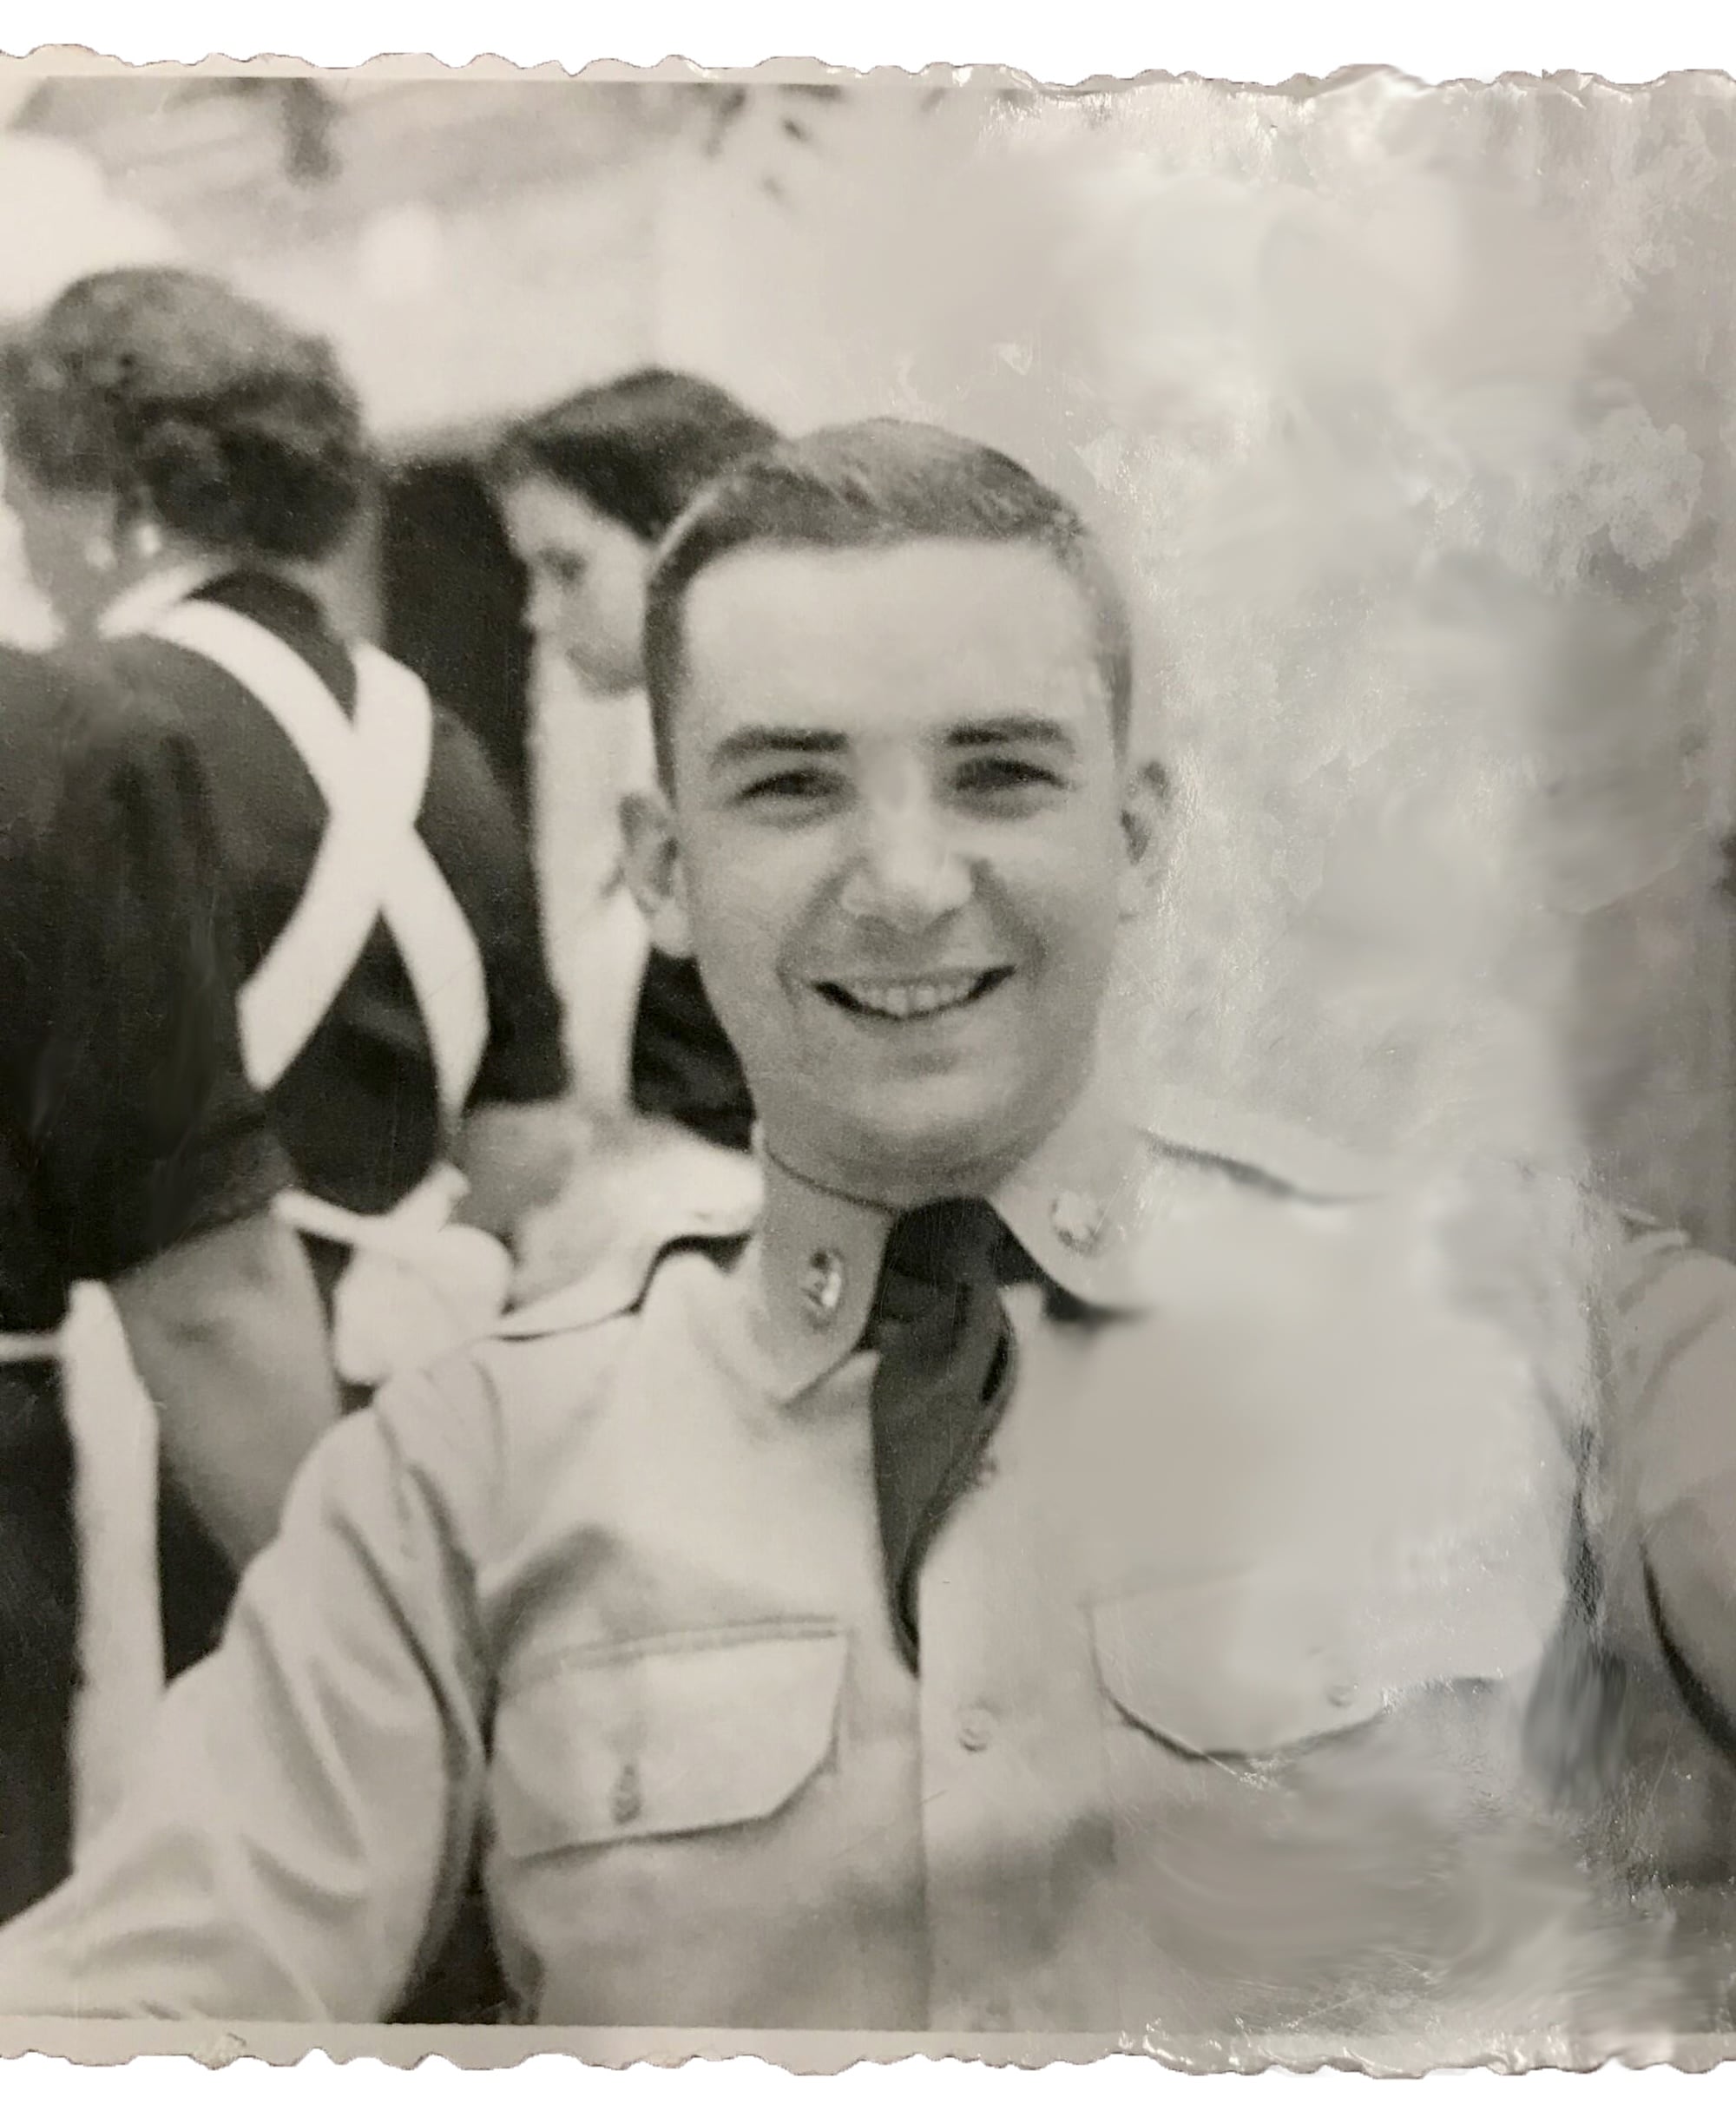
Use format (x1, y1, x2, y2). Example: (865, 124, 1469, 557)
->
(5, 420, 1736, 2048)
(623, 444, 1154, 1211)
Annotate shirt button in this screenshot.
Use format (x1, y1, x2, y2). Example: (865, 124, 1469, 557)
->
(1325, 1680, 1358, 1710)
(610, 1761, 643, 1826)
(799, 1248, 846, 1325)
(972, 1451, 1000, 1489)
(957, 1709, 995, 1753)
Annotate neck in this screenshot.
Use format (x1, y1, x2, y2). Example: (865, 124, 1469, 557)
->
(760, 1114, 1067, 1218)
(95, 551, 227, 639)
(97, 549, 318, 640)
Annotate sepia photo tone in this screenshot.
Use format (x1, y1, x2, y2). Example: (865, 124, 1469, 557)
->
(0, 53, 1734, 2074)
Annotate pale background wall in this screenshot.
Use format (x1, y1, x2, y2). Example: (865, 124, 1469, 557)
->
(654, 74, 1736, 1246)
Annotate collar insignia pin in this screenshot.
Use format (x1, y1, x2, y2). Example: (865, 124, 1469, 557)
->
(799, 1247, 846, 1325)
(1051, 1190, 1106, 1255)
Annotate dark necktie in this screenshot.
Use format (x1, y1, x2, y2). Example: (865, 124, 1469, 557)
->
(866, 1197, 1023, 1672)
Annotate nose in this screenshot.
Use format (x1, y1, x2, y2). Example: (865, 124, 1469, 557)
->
(838, 789, 973, 932)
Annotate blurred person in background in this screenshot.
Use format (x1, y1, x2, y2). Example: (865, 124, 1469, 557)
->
(489, 371, 773, 1290)
(1, 267, 574, 1680)
(0, 639, 337, 1921)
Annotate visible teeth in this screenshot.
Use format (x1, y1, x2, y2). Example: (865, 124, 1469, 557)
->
(833, 973, 987, 1019)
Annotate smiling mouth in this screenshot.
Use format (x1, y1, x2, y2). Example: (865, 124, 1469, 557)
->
(814, 969, 1014, 1022)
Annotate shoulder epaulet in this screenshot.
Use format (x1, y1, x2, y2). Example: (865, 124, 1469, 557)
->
(1136, 1083, 1391, 1206)
(495, 1193, 760, 1341)
(1562, 1183, 1690, 1254)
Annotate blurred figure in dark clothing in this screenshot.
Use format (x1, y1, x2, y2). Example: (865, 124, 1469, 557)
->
(3, 269, 572, 1678)
(0, 641, 336, 1920)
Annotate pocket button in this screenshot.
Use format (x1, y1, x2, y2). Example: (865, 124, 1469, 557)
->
(610, 1760, 644, 1826)
(957, 1710, 995, 1753)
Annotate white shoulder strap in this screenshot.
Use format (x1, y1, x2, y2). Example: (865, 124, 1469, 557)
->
(144, 602, 490, 1120)
(352, 644, 490, 1120)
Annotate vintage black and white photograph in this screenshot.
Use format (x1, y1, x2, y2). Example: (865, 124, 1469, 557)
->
(0, 49, 1735, 2076)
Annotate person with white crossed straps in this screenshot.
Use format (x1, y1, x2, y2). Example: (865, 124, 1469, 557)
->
(1, 269, 575, 1679)
(0, 639, 338, 1924)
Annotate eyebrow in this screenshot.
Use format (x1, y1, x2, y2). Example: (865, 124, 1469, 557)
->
(944, 715, 1079, 752)
(708, 726, 850, 773)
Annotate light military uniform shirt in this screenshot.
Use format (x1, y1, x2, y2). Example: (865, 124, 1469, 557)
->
(1, 1094, 1734, 2045)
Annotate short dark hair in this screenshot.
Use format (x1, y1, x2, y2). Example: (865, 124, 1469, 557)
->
(0, 267, 371, 563)
(489, 369, 779, 544)
(643, 417, 1134, 783)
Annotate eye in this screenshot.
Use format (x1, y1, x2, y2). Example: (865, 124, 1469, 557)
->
(952, 753, 1068, 803)
(734, 765, 846, 807)
(538, 552, 587, 590)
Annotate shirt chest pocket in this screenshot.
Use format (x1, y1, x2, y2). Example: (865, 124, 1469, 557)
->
(490, 1625, 850, 1860)
(1089, 1566, 1562, 1763)
(1087, 1570, 1611, 2028)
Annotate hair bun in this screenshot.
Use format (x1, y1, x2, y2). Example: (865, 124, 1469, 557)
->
(0, 267, 372, 563)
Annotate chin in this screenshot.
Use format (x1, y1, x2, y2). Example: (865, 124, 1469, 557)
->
(567, 654, 641, 698)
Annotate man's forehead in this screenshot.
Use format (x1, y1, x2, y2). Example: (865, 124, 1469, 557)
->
(681, 537, 1100, 700)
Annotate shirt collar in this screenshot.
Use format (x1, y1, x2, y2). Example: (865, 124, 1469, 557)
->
(96, 559, 232, 641)
(750, 1090, 1153, 1404)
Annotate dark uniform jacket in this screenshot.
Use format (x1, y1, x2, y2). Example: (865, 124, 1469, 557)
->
(0, 642, 290, 1917)
(0, 643, 287, 1335)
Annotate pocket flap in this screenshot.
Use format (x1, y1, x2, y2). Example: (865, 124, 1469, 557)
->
(493, 1626, 848, 1857)
(1091, 1569, 1557, 1759)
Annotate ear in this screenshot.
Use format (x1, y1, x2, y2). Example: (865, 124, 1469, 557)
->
(120, 509, 165, 566)
(80, 488, 128, 575)
(1115, 756, 1171, 922)
(621, 786, 694, 957)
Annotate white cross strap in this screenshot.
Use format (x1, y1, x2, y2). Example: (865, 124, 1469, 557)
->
(143, 601, 490, 1121)
(0, 1327, 61, 1364)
